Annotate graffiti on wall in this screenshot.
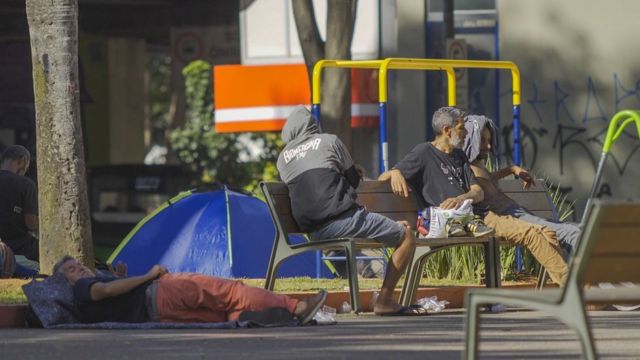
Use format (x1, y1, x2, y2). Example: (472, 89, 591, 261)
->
(497, 73, 640, 202)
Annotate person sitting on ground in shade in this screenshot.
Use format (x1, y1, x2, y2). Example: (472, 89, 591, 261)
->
(379, 107, 569, 285)
(0, 145, 39, 262)
(462, 114, 580, 256)
(54, 255, 327, 325)
(277, 106, 422, 316)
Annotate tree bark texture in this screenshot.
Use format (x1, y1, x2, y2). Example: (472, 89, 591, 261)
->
(26, 0, 94, 273)
(292, 0, 357, 150)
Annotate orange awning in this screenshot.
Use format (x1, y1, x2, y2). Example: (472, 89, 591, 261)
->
(213, 64, 378, 133)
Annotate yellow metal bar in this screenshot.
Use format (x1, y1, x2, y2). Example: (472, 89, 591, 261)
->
(312, 60, 329, 105)
(378, 58, 392, 103)
(446, 68, 456, 106)
(378, 59, 454, 103)
(313, 57, 522, 106)
(381, 58, 521, 105)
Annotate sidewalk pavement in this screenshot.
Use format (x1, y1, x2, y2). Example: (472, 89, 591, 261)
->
(1, 310, 639, 359)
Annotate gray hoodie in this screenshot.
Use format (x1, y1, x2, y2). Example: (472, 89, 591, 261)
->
(463, 114, 499, 163)
(277, 106, 359, 232)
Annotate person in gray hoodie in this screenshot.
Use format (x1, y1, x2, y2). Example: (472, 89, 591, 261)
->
(277, 106, 421, 316)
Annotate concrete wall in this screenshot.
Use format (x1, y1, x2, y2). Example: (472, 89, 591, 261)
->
(498, 0, 640, 216)
(79, 35, 110, 166)
(382, 0, 428, 169)
(107, 38, 146, 164)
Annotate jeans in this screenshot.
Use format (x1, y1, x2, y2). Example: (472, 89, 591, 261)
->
(501, 204, 581, 256)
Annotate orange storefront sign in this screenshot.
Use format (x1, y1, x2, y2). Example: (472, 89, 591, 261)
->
(213, 64, 378, 133)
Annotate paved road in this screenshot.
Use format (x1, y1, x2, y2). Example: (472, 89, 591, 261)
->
(1, 310, 639, 359)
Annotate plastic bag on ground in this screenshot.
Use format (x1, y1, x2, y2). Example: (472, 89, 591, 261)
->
(415, 296, 450, 312)
(313, 305, 337, 324)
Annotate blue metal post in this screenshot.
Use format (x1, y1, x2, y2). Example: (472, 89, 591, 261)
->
(312, 104, 322, 278)
(512, 104, 521, 166)
(494, 20, 501, 129)
(379, 102, 388, 173)
(512, 104, 523, 271)
(312, 104, 321, 125)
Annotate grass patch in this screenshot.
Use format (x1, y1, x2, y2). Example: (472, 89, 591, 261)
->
(0, 279, 29, 304)
(238, 276, 512, 292)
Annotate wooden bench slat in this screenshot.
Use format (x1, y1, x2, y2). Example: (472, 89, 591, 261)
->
(357, 193, 417, 212)
(498, 180, 547, 192)
(584, 256, 640, 283)
(501, 193, 553, 211)
(355, 181, 395, 193)
(600, 203, 640, 224)
(281, 217, 301, 233)
(271, 194, 294, 215)
(590, 226, 640, 255)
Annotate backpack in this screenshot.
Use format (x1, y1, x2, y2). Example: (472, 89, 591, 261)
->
(0, 241, 16, 278)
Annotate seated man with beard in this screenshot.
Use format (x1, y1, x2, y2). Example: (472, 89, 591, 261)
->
(379, 107, 569, 285)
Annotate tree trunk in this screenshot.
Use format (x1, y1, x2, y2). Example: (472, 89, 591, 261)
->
(322, 0, 356, 150)
(292, 0, 357, 150)
(26, 0, 94, 273)
(292, 0, 324, 85)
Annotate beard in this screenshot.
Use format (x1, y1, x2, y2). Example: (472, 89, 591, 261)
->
(450, 132, 463, 149)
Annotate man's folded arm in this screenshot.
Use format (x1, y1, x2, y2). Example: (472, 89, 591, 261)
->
(89, 265, 166, 301)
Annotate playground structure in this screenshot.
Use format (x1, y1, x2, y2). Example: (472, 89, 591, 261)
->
(311, 57, 527, 271)
(311, 58, 522, 173)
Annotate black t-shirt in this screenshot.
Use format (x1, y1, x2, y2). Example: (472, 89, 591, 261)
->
(73, 275, 151, 323)
(393, 143, 478, 208)
(0, 170, 38, 240)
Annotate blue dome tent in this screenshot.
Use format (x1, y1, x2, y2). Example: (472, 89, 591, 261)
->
(107, 186, 330, 278)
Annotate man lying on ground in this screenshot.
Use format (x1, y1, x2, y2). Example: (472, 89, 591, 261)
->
(54, 256, 327, 325)
(462, 114, 581, 256)
(379, 107, 569, 285)
(277, 106, 422, 316)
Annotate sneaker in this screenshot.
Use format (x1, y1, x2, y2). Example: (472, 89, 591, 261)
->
(465, 216, 495, 237)
(446, 219, 467, 237)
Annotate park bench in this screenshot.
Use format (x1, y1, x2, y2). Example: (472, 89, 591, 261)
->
(464, 199, 640, 360)
(399, 178, 559, 305)
(260, 180, 500, 313)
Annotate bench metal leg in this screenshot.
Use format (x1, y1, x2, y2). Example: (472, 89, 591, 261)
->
(399, 246, 432, 306)
(464, 291, 482, 360)
(559, 293, 597, 360)
(536, 266, 548, 290)
(345, 242, 362, 313)
(572, 310, 597, 360)
(483, 238, 501, 288)
(264, 247, 290, 290)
